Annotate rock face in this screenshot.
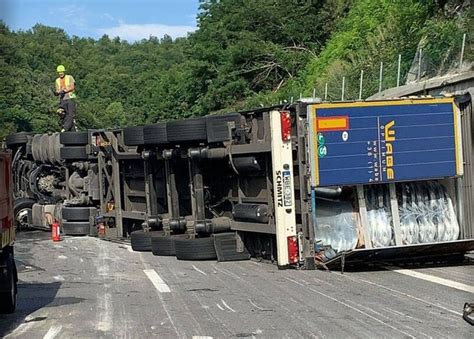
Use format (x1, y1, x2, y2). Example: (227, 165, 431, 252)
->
(405, 37, 431, 84)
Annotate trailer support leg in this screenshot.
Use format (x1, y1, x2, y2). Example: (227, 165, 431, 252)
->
(356, 185, 372, 249)
(389, 183, 403, 246)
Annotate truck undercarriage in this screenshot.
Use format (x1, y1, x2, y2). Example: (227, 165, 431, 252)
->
(3, 92, 474, 269)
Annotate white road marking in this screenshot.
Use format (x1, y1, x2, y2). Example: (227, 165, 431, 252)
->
(53, 275, 65, 281)
(430, 267, 473, 280)
(57, 255, 67, 259)
(216, 304, 225, 311)
(192, 336, 213, 339)
(192, 265, 207, 276)
(96, 241, 113, 333)
(138, 254, 182, 338)
(43, 325, 63, 339)
(221, 299, 236, 313)
(387, 266, 474, 294)
(4, 321, 36, 338)
(5, 313, 49, 338)
(144, 269, 171, 293)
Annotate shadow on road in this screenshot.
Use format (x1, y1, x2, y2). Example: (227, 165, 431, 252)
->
(0, 281, 62, 337)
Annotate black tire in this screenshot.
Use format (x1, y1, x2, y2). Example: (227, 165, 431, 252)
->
(0, 252, 17, 314)
(143, 123, 168, 145)
(150, 233, 185, 256)
(206, 113, 241, 143)
(62, 206, 94, 221)
(6, 132, 32, 148)
(174, 237, 217, 260)
(31, 134, 42, 162)
(60, 132, 88, 145)
(60, 146, 88, 160)
(123, 126, 145, 146)
(63, 221, 90, 236)
(39, 134, 50, 163)
(167, 117, 207, 143)
(131, 231, 152, 252)
(14, 198, 35, 231)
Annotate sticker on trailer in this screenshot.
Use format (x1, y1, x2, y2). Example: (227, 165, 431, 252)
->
(282, 170, 292, 207)
(308, 98, 463, 187)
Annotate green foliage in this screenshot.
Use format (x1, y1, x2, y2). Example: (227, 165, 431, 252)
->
(0, 0, 471, 140)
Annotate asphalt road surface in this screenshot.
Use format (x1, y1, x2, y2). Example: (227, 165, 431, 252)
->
(0, 231, 472, 338)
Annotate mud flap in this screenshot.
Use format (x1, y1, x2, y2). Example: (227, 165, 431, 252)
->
(213, 232, 251, 262)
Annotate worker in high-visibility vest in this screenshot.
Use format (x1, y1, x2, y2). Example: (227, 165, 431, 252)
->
(54, 65, 76, 132)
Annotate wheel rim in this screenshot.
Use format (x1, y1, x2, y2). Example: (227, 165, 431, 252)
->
(15, 208, 30, 230)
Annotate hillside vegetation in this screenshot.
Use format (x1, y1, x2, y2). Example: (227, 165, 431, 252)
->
(0, 0, 471, 139)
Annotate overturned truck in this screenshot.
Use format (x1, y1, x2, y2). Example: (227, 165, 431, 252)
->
(5, 93, 474, 268)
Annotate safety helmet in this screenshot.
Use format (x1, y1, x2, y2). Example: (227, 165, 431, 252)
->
(56, 65, 66, 73)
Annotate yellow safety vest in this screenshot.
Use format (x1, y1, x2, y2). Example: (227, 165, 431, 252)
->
(55, 75, 76, 99)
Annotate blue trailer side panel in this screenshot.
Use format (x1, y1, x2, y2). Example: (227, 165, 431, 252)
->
(309, 98, 462, 187)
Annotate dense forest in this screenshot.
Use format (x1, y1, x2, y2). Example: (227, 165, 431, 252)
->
(0, 0, 472, 139)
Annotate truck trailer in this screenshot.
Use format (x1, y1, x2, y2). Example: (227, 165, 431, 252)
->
(5, 93, 474, 269)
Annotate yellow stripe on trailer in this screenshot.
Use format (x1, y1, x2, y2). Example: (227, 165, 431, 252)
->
(452, 101, 464, 176)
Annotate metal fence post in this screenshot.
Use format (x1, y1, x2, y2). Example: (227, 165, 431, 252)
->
(324, 83, 328, 101)
(378, 62, 383, 93)
(417, 48, 422, 81)
(460, 33, 466, 69)
(397, 54, 401, 87)
(312, 88, 316, 98)
(341, 76, 345, 101)
(359, 70, 364, 100)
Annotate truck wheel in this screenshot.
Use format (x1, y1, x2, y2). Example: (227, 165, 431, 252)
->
(151, 233, 185, 256)
(39, 134, 50, 163)
(60, 132, 88, 145)
(14, 198, 35, 231)
(174, 237, 217, 260)
(0, 252, 17, 314)
(123, 126, 144, 146)
(143, 123, 168, 145)
(62, 221, 89, 236)
(60, 146, 88, 160)
(31, 134, 42, 162)
(167, 117, 207, 143)
(131, 231, 152, 252)
(6, 132, 32, 148)
(62, 206, 93, 221)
